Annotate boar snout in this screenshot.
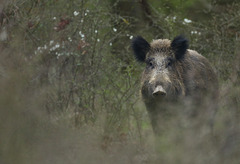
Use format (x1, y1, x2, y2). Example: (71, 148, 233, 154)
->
(152, 85, 166, 97)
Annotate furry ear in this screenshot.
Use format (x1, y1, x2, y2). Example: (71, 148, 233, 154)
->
(131, 36, 150, 62)
(171, 35, 188, 60)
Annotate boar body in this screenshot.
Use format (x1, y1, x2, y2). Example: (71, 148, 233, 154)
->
(132, 36, 218, 134)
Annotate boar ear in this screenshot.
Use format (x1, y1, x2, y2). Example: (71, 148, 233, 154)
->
(131, 36, 150, 62)
(171, 35, 188, 60)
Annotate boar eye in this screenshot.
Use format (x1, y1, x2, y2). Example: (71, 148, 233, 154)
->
(166, 58, 173, 67)
(149, 61, 153, 67)
(146, 59, 154, 69)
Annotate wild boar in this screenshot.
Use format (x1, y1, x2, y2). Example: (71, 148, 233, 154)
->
(131, 35, 218, 134)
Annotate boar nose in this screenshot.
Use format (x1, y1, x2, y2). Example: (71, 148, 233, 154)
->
(152, 86, 166, 97)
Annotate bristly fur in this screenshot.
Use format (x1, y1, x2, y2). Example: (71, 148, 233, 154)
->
(171, 35, 189, 60)
(131, 36, 150, 62)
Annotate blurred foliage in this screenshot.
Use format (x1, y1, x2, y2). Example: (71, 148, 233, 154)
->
(0, 0, 240, 164)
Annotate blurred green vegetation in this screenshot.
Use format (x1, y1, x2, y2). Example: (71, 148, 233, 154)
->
(0, 0, 239, 164)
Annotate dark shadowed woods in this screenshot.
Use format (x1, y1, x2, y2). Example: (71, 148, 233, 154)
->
(0, 0, 240, 164)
